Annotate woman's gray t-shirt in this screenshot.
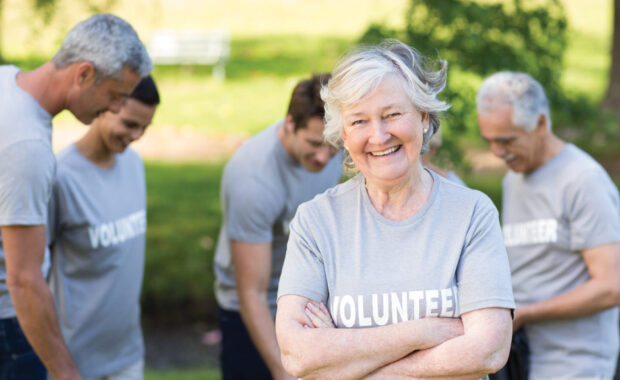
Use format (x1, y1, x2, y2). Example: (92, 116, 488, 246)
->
(278, 171, 515, 328)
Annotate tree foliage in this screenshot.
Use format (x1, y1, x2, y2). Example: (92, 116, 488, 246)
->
(0, 0, 118, 63)
(360, 0, 612, 167)
(603, 0, 620, 115)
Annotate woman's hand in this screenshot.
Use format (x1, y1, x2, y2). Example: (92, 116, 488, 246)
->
(303, 301, 335, 328)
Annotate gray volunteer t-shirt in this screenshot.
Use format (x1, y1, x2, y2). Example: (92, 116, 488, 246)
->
(278, 171, 514, 328)
(502, 144, 620, 379)
(214, 121, 342, 314)
(0, 65, 55, 319)
(48, 144, 146, 379)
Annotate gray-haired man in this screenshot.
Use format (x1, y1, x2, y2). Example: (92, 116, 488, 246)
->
(477, 71, 620, 379)
(0, 14, 151, 380)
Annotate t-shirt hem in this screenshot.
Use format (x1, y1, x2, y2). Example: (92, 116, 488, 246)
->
(277, 288, 324, 303)
(79, 350, 143, 379)
(571, 236, 620, 252)
(0, 307, 16, 319)
(227, 234, 273, 244)
(0, 215, 45, 226)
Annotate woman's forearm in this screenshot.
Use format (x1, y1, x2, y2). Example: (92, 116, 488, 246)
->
(366, 308, 512, 379)
(276, 295, 463, 379)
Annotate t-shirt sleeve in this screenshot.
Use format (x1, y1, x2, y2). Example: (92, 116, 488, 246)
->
(0, 140, 55, 226)
(567, 171, 620, 251)
(457, 194, 515, 315)
(277, 204, 328, 303)
(225, 175, 282, 243)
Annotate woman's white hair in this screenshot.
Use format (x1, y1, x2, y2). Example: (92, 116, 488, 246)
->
(476, 71, 551, 132)
(52, 14, 152, 80)
(321, 39, 450, 172)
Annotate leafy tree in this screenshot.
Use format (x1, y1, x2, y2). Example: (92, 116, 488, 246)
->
(361, 0, 610, 167)
(0, 0, 117, 63)
(0, 0, 56, 62)
(0, 0, 3, 62)
(603, 0, 620, 122)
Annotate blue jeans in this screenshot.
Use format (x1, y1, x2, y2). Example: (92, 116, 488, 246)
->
(217, 307, 272, 380)
(0, 317, 46, 380)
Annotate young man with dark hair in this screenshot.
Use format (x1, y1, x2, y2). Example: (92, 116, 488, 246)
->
(214, 74, 342, 380)
(48, 76, 159, 380)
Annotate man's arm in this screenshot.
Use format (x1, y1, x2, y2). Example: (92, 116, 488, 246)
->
(3, 225, 82, 380)
(514, 242, 620, 330)
(276, 294, 464, 380)
(231, 240, 294, 380)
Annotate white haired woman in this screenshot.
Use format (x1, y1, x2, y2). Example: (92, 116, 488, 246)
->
(275, 40, 515, 379)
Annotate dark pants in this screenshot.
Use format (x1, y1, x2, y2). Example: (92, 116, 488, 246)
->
(217, 307, 272, 380)
(0, 317, 46, 380)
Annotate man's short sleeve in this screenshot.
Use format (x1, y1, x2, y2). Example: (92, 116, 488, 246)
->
(0, 140, 56, 226)
(457, 194, 515, 315)
(567, 171, 620, 251)
(225, 176, 283, 243)
(277, 204, 328, 303)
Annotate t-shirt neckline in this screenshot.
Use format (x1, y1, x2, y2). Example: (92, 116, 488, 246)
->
(359, 168, 440, 226)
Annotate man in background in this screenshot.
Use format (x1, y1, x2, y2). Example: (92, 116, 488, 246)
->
(477, 71, 620, 379)
(0, 14, 151, 380)
(214, 74, 342, 380)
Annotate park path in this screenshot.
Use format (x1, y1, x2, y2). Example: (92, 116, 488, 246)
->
(52, 123, 249, 163)
(52, 123, 510, 174)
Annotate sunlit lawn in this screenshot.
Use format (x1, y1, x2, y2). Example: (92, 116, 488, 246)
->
(145, 368, 220, 380)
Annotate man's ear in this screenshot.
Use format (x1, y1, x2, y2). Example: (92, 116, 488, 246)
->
(74, 62, 96, 88)
(285, 114, 296, 133)
(534, 113, 548, 134)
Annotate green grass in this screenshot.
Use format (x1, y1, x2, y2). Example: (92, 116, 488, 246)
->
(464, 174, 504, 211)
(142, 161, 224, 322)
(145, 368, 220, 380)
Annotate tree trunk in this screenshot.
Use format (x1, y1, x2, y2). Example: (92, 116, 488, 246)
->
(602, 0, 620, 111)
(0, 0, 4, 63)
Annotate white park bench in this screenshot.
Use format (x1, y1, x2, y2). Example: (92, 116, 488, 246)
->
(147, 29, 231, 79)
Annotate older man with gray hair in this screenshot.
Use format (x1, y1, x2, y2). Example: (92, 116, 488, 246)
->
(477, 71, 620, 379)
(0, 14, 151, 380)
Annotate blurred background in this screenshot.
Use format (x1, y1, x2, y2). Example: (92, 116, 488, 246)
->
(2, 0, 618, 378)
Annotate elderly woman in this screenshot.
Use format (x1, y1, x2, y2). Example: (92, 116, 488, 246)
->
(275, 40, 515, 379)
